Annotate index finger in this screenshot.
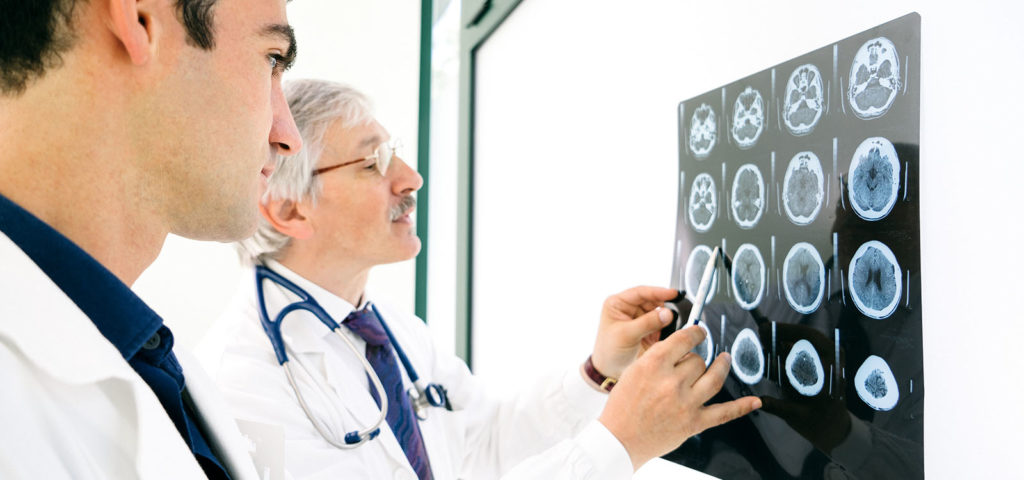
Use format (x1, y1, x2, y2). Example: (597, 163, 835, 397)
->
(613, 286, 678, 308)
(697, 396, 762, 432)
(647, 325, 706, 365)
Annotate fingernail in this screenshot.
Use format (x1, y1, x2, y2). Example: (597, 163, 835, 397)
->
(658, 307, 673, 324)
(670, 290, 685, 302)
(753, 398, 763, 409)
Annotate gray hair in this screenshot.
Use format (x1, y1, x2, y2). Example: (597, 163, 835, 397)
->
(237, 79, 374, 264)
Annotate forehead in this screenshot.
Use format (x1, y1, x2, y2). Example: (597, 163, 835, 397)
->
(323, 119, 388, 158)
(214, 0, 290, 37)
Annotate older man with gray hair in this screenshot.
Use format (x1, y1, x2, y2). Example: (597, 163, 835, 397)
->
(203, 79, 760, 479)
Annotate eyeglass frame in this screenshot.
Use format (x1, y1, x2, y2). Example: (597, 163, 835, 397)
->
(312, 138, 402, 177)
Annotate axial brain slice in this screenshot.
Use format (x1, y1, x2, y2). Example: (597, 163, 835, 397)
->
(731, 86, 764, 148)
(731, 164, 765, 229)
(850, 137, 901, 221)
(785, 339, 824, 396)
(854, 355, 899, 411)
(731, 244, 765, 310)
(688, 173, 717, 232)
(783, 243, 825, 314)
(685, 245, 718, 304)
(689, 103, 717, 158)
(783, 64, 824, 135)
(731, 328, 764, 385)
(849, 240, 902, 319)
(783, 152, 825, 225)
(849, 37, 900, 119)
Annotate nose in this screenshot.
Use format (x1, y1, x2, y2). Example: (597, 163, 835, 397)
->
(390, 155, 423, 195)
(269, 83, 302, 156)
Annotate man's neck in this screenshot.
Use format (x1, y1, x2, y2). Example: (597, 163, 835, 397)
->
(277, 250, 371, 307)
(0, 74, 167, 286)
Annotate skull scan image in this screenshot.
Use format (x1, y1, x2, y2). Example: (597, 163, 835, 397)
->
(849, 37, 901, 119)
(849, 240, 902, 319)
(688, 173, 717, 232)
(782, 151, 825, 225)
(691, 322, 714, 367)
(783, 242, 826, 314)
(782, 64, 825, 136)
(731, 328, 765, 385)
(731, 244, 766, 310)
(854, 355, 900, 411)
(850, 137, 901, 221)
(689, 103, 718, 159)
(731, 86, 765, 149)
(785, 339, 825, 396)
(685, 245, 719, 305)
(731, 164, 765, 229)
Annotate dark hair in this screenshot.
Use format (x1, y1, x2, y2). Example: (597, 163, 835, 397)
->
(0, 0, 218, 96)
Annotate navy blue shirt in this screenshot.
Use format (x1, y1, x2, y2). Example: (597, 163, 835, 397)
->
(0, 193, 230, 479)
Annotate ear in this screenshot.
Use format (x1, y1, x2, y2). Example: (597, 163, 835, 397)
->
(259, 198, 315, 240)
(106, 0, 157, 65)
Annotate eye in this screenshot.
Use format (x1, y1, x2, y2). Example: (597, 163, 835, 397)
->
(268, 54, 286, 76)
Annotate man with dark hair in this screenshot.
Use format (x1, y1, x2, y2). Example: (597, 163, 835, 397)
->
(0, 0, 301, 478)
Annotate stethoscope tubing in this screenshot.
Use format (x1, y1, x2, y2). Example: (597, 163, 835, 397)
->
(254, 264, 447, 447)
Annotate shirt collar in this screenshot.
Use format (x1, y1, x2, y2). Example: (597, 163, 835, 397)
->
(0, 193, 164, 360)
(261, 259, 368, 353)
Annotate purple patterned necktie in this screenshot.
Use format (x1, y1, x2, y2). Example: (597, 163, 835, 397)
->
(344, 305, 434, 480)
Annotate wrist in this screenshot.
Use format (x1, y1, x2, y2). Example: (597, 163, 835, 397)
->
(582, 355, 618, 392)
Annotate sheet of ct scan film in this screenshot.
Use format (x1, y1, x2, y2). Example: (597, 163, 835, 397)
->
(665, 13, 922, 480)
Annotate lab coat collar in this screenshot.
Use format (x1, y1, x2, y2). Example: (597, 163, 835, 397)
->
(0, 233, 136, 386)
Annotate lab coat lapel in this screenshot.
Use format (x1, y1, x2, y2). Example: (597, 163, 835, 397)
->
(178, 352, 260, 480)
(0, 234, 206, 478)
(316, 329, 416, 472)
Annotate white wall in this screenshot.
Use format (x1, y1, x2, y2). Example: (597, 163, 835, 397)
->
(471, 0, 1024, 478)
(134, 0, 422, 349)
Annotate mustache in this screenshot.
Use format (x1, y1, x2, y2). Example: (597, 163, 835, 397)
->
(389, 195, 416, 221)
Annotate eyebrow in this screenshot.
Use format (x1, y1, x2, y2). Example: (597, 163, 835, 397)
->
(260, 23, 297, 71)
(359, 135, 382, 150)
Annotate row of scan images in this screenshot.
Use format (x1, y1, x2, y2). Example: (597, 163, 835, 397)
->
(688, 36, 904, 158)
(693, 323, 900, 412)
(680, 239, 903, 320)
(686, 136, 902, 231)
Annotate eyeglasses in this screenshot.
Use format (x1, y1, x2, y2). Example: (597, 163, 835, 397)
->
(313, 138, 402, 177)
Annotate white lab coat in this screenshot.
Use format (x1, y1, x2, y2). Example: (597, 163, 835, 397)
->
(201, 261, 634, 480)
(0, 233, 260, 480)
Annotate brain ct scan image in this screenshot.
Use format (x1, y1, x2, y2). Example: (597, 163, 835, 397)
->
(731, 328, 765, 385)
(849, 137, 901, 221)
(783, 242, 826, 314)
(688, 173, 717, 232)
(731, 243, 766, 310)
(731, 164, 766, 229)
(731, 86, 765, 149)
(689, 103, 718, 158)
(685, 245, 719, 304)
(785, 339, 825, 396)
(849, 37, 901, 119)
(854, 355, 900, 411)
(849, 240, 902, 319)
(670, 15, 922, 478)
(692, 322, 714, 367)
(782, 64, 825, 136)
(783, 151, 825, 225)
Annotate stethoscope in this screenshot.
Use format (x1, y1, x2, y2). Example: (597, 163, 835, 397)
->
(254, 264, 451, 449)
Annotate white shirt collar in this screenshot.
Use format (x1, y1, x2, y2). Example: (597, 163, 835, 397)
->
(260, 259, 368, 354)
